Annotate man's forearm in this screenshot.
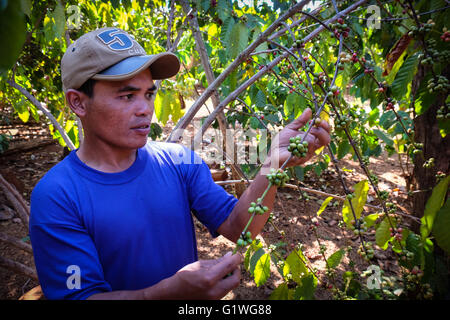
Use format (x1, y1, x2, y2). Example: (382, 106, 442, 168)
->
(87, 276, 175, 300)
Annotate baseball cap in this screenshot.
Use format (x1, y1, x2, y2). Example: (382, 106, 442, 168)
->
(61, 27, 180, 92)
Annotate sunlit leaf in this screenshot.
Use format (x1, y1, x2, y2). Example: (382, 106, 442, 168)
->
(342, 180, 369, 227)
(254, 253, 271, 286)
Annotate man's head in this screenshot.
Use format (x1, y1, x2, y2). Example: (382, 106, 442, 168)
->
(62, 28, 180, 150)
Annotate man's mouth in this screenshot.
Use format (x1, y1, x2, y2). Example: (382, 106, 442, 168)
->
(132, 124, 150, 129)
(131, 124, 151, 134)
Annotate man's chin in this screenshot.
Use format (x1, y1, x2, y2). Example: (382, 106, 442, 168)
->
(130, 138, 149, 149)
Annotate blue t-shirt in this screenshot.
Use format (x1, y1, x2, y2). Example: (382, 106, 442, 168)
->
(29, 141, 238, 299)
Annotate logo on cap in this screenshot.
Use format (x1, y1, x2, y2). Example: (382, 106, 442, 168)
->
(97, 28, 134, 51)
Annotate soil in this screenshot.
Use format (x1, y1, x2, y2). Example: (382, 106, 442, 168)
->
(0, 117, 415, 300)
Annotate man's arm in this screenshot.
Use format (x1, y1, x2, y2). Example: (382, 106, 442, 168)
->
(217, 108, 331, 243)
(87, 252, 242, 300)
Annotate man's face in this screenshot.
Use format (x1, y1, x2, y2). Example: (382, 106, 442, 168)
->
(82, 68, 156, 150)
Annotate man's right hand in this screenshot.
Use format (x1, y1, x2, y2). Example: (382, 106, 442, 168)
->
(165, 251, 242, 300)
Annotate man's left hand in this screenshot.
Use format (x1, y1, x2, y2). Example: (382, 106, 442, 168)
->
(267, 107, 331, 169)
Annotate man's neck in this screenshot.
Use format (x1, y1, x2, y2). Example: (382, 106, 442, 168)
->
(76, 140, 138, 173)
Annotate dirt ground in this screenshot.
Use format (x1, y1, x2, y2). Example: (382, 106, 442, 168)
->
(0, 118, 415, 300)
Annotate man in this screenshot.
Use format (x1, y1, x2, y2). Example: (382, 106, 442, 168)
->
(29, 27, 331, 300)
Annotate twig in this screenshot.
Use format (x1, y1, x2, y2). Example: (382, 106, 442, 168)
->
(0, 173, 30, 227)
(0, 232, 33, 254)
(235, 97, 269, 130)
(0, 255, 38, 281)
(6, 79, 75, 151)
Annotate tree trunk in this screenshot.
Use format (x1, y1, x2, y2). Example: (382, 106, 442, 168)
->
(411, 66, 450, 231)
(179, 0, 247, 197)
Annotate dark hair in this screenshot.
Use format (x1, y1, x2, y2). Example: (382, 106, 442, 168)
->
(78, 78, 97, 98)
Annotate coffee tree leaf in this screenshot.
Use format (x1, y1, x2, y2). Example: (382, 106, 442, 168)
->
(391, 53, 418, 101)
(375, 216, 394, 250)
(317, 196, 333, 216)
(53, 0, 65, 40)
(0, 0, 26, 73)
(342, 180, 369, 227)
(420, 176, 450, 240)
(154, 90, 170, 125)
(363, 213, 379, 228)
(283, 249, 309, 285)
(249, 247, 265, 276)
(373, 129, 394, 147)
(220, 16, 235, 49)
(269, 282, 292, 300)
(227, 22, 248, 60)
(432, 198, 450, 255)
(326, 249, 345, 269)
(254, 253, 271, 286)
(244, 240, 263, 271)
(293, 274, 317, 300)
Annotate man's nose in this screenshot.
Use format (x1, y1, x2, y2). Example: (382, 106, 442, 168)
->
(135, 97, 154, 117)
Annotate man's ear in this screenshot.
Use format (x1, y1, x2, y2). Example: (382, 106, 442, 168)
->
(65, 89, 89, 117)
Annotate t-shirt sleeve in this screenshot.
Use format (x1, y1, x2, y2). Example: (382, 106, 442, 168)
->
(29, 180, 112, 300)
(183, 150, 238, 238)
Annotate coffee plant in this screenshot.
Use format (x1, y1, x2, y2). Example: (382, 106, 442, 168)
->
(1, 0, 449, 300)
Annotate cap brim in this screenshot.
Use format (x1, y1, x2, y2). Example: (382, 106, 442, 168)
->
(92, 52, 180, 81)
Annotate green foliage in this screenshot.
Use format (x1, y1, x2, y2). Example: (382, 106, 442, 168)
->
(269, 282, 291, 300)
(342, 180, 369, 228)
(420, 176, 450, 240)
(316, 196, 333, 216)
(293, 274, 317, 300)
(0, 133, 11, 153)
(375, 216, 394, 250)
(326, 249, 345, 269)
(154, 89, 183, 126)
(431, 198, 450, 254)
(227, 22, 248, 60)
(0, 0, 26, 74)
(283, 249, 309, 285)
(391, 53, 419, 101)
(149, 123, 163, 141)
(254, 253, 271, 286)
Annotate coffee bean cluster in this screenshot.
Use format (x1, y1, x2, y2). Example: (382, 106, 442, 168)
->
(236, 231, 253, 247)
(287, 136, 309, 158)
(357, 241, 374, 261)
(329, 18, 350, 38)
(248, 201, 269, 215)
(303, 57, 315, 74)
(407, 19, 435, 38)
(266, 168, 289, 187)
(436, 104, 450, 120)
(423, 157, 435, 169)
(334, 114, 351, 131)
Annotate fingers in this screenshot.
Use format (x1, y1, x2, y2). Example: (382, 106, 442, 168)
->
(309, 125, 331, 148)
(204, 252, 241, 299)
(218, 262, 241, 291)
(315, 119, 331, 134)
(285, 108, 312, 131)
(210, 252, 243, 283)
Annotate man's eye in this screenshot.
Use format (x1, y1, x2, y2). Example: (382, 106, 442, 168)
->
(120, 94, 134, 100)
(146, 92, 156, 100)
